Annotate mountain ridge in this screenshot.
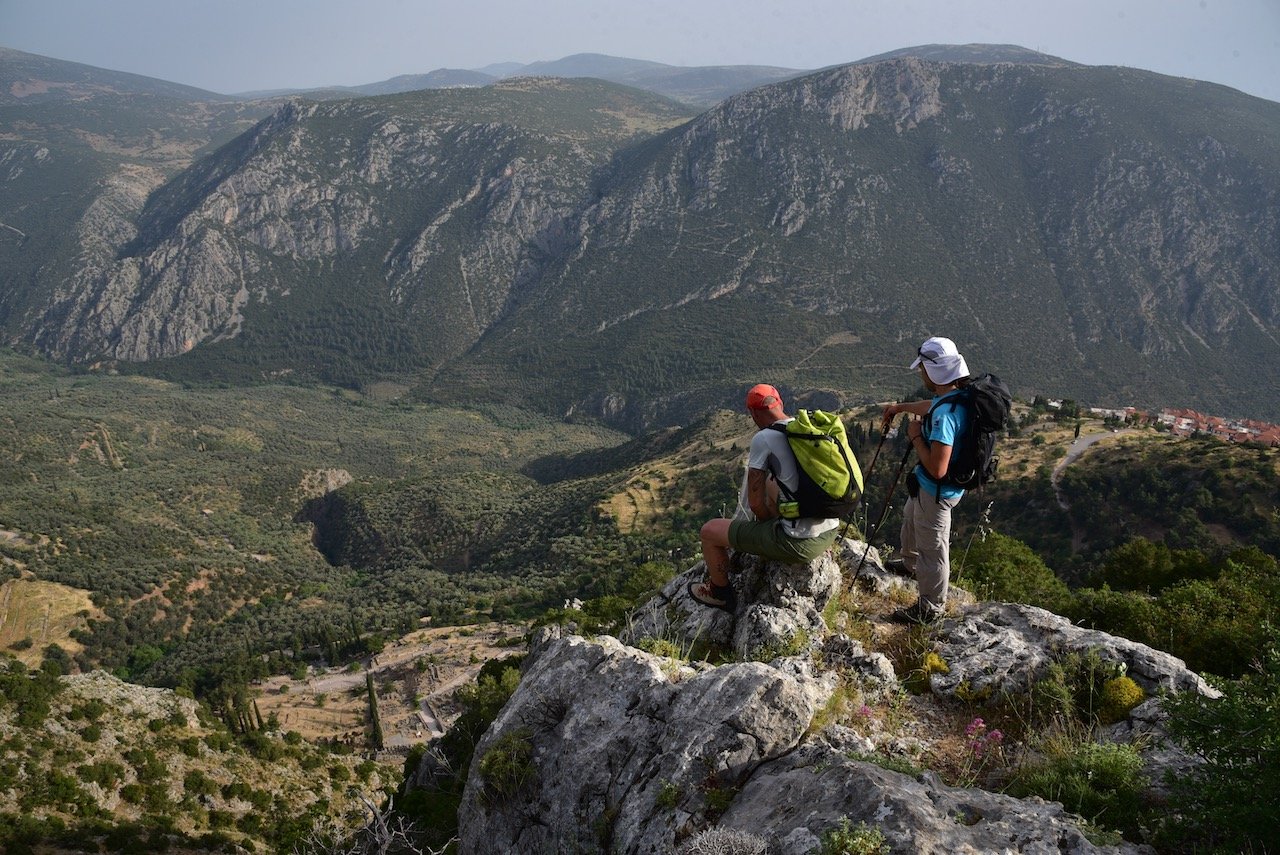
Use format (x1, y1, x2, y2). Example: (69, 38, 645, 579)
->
(3, 47, 1279, 426)
(0, 45, 228, 104)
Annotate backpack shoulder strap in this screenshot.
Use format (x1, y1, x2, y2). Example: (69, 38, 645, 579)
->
(926, 391, 967, 431)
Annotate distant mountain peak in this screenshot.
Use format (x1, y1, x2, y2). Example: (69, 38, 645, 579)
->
(854, 43, 1078, 67)
(0, 44, 227, 103)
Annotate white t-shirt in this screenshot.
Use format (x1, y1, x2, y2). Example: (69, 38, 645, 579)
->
(737, 419, 841, 539)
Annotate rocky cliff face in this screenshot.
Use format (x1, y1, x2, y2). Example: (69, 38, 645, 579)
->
(461, 59, 1280, 426)
(6, 57, 1280, 421)
(447, 543, 1214, 853)
(7, 80, 693, 374)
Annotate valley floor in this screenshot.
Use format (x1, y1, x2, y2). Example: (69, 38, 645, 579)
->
(252, 622, 522, 755)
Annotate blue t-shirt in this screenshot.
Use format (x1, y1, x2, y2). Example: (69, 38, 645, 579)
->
(915, 389, 968, 500)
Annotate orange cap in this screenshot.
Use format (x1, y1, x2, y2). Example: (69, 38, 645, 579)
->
(745, 383, 782, 410)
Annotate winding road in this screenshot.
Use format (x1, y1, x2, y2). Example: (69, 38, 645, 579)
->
(1051, 429, 1137, 551)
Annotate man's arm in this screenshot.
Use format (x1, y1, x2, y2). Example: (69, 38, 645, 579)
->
(746, 468, 777, 520)
(906, 409, 954, 479)
(882, 399, 932, 427)
(912, 434, 953, 479)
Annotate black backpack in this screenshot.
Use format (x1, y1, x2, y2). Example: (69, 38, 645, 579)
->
(926, 373, 1012, 490)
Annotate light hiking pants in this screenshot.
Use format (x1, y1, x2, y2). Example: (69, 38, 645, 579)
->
(900, 489, 960, 610)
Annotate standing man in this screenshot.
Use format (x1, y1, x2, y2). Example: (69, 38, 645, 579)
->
(881, 337, 971, 624)
(690, 384, 842, 611)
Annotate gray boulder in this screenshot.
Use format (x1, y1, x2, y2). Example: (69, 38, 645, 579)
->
(719, 742, 1150, 854)
(622, 550, 841, 660)
(927, 602, 1219, 795)
(820, 633, 897, 686)
(836, 538, 907, 595)
(1106, 696, 1205, 798)
(929, 602, 1221, 701)
(456, 627, 834, 854)
(451, 561, 1207, 854)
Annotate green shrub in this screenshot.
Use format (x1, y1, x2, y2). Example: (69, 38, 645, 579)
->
(1034, 648, 1134, 726)
(203, 732, 233, 751)
(1028, 664, 1077, 725)
(1097, 676, 1144, 724)
(183, 769, 218, 797)
(1160, 636, 1280, 853)
(76, 761, 125, 788)
(1006, 741, 1147, 837)
(956, 531, 1071, 612)
(477, 728, 535, 805)
(1066, 588, 1161, 653)
(819, 816, 889, 855)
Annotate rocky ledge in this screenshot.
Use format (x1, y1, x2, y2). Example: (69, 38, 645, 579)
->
(447, 540, 1216, 854)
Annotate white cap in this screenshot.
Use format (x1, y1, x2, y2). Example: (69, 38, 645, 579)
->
(909, 336, 970, 385)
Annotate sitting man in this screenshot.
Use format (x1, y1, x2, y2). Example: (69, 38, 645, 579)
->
(689, 384, 842, 611)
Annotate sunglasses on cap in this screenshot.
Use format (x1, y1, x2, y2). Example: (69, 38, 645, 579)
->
(917, 348, 942, 364)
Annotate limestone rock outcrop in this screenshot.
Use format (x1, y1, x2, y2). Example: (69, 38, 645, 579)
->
(449, 541, 1218, 853)
(721, 741, 1145, 855)
(621, 550, 840, 660)
(456, 628, 835, 854)
(928, 601, 1220, 700)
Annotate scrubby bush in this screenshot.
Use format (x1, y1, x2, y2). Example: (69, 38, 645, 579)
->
(818, 816, 890, 855)
(677, 826, 769, 855)
(956, 531, 1071, 613)
(1006, 741, 1147, 837)
(1067, 585, 1161, 643)
(477, 727, 535, 806)
(182, 769, 217, 797)
(1024, 650, 1141, 727)
(1160, 635, 1280, 853)
(1097, 676, 1144, 725)
(396, 657, 523, 849)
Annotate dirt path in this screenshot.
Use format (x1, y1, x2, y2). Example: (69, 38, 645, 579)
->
(1051, 429, 1137, 551)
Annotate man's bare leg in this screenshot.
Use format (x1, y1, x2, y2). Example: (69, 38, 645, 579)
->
(699, 518, 733, 587)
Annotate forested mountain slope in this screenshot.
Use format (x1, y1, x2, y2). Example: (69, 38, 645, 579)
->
(4, 50, 1280, 427)
(446, 58, 1280, 428)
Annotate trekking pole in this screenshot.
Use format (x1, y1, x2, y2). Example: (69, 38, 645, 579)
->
(861, 418, 892, 492)
(851, 415, 915, 584)
(837, 418, 892, 542)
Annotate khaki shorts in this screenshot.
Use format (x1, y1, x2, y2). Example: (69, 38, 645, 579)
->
(728, 519, 839, 564)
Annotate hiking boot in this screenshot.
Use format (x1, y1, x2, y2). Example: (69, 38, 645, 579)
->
(688, 581, 736, 613)
(888, 600, 943, 625)
(883, 557, 909, 576)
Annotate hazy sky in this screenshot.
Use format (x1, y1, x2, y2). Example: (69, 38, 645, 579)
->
(2, 0, 1278, 102)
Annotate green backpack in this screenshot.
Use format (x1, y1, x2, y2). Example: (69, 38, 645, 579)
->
(768, 410, 864, 520)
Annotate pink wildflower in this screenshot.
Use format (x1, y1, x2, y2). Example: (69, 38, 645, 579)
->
(965, 717, 985, 737)
(857, 705, 874, 719)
